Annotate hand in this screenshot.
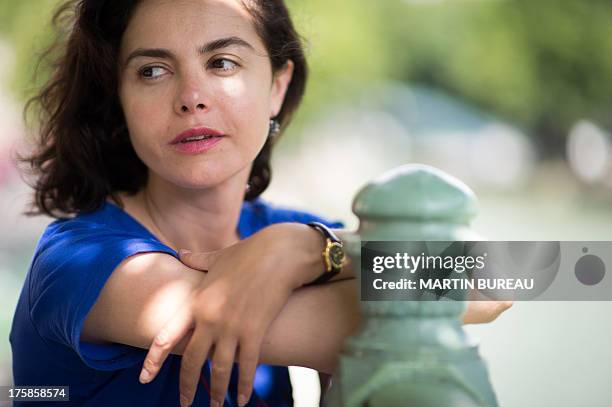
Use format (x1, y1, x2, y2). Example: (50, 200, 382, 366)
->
(138, 223, 318, 407)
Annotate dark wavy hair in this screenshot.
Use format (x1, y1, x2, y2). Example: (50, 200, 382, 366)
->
(22, 0, 307, 218)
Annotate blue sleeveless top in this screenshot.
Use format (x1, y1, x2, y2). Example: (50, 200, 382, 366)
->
(10, 199, 342, 406)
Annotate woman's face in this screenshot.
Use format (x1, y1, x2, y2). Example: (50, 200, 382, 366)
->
(118, 0, 293, 190)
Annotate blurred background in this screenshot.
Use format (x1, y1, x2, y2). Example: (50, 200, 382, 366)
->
(1, 0, 611, 405)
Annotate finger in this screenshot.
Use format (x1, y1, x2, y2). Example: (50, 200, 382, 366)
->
(463, 300, 512, 324)
(179, 250, 220, 271)
(140, 305, 192, 384)
(209, 339, 238, 407)
(236, 338, 263, 407)
(180, 329, 214, 407)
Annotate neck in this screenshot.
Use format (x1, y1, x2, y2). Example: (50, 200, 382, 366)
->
(135, 169, 250, 252)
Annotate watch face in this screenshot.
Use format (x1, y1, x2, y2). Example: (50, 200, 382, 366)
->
(329, 243, 345, 268)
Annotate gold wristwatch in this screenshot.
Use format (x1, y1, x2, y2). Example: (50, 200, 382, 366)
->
(306, 222, 345, 285)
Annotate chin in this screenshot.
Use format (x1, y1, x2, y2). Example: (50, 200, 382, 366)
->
(170, 174, 225, 190)
(149, 154, 251, 190)
(164, 167, 241, 190)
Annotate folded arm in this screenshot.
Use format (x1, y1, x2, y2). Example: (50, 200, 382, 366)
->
(82, 250, 360, 374)
(82, 223, 510, 406)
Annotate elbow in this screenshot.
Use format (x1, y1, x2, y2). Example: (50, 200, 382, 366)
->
(312, 353, 340, 375)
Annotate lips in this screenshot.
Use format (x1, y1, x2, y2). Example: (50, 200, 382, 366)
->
(170, 126, 224, 145)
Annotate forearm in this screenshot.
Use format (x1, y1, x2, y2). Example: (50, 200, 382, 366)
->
(259, 278, 361, 373)
(291, 227, 512, 327)
(166, 279, 362, 371)
(257, 283, 510, 373)
(271, 223, 355, 289)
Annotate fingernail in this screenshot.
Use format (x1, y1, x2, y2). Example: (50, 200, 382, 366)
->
(180, 394, 189, 407)
(210, 400, 220, 407)
(238, 394, 248, 406)
(139, 369, 150, 384)
(179, 249, 192, 256)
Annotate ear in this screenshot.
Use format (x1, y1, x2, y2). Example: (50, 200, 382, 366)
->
(269, 60, 295, 118)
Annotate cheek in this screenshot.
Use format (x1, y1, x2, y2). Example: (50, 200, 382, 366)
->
(213, 75, 271, 143)
(121, 88, 171, 157)
(125, 85, 171, 126)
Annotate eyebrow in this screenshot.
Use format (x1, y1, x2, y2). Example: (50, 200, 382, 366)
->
(123, 36, 255, 66)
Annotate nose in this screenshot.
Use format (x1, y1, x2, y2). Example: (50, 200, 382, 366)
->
(174, 78, 210, 115)
(180, 102, 205, 113)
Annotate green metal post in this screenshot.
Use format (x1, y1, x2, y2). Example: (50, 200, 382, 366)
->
(326, 164, 497, 407)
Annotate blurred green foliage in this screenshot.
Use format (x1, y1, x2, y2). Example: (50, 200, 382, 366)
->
(378, 0, 612, 152)
(0, 1, 58, 100)
(2, 0, 612, 154)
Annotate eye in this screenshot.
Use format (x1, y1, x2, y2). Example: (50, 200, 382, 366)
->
(138, 66, 169, 80)
(209, 58, 239, 73)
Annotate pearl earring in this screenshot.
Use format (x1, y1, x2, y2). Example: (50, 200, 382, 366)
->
(268, 118, 281, 139)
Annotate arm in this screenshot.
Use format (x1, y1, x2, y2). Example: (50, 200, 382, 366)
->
(81, 251, 200, 349)
(260, 279, 360, 372)
(82, 252, 360, 373)
(83, 223, 510, 405)
(330, 228, 512, 325)
(82, 222, 359, 407)
(82, 222, 354, 348)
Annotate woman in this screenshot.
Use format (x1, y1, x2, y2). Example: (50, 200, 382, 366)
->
(10, 1, 511, 406)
